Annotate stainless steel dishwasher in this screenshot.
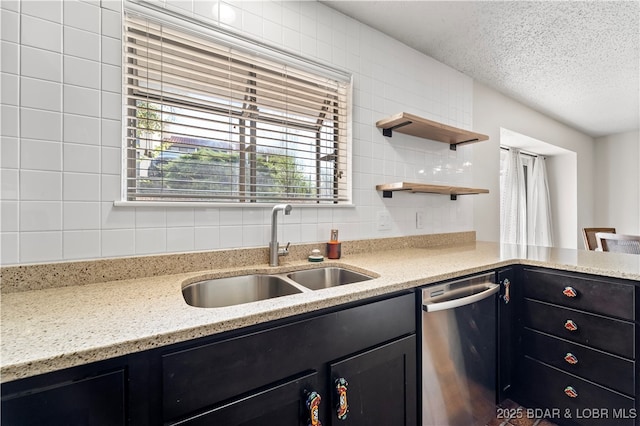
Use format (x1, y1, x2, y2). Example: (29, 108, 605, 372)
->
(421, 272, 499, 426)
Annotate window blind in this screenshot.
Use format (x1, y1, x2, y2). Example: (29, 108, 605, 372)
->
(123, 12, 351, 203)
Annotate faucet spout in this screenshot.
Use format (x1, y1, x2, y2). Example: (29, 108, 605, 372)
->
(270, 204, 292, 266)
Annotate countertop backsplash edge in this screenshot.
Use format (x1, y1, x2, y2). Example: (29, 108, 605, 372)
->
(0, 231, 475, 293)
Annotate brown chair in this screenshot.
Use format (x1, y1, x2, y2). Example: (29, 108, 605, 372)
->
(595, 232, 640, 254)
(582, 227, 616, 250)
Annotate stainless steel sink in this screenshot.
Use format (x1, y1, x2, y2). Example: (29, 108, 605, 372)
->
(287, 267, 374, 291)
(182, 274, 302, 308)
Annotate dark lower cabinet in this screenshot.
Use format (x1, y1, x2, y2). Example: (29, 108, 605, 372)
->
(1, 368, 126, 426)
(1, 290, 417, 426)
(328, 335, 417, 426)
(509, 267, 638, 426)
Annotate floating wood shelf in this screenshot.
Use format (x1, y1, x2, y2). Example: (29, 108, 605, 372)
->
(376, 182, 489, 200)
(376, 112, 489, 150)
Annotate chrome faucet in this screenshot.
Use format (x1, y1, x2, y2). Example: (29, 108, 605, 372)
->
(269, 204, 292, 266)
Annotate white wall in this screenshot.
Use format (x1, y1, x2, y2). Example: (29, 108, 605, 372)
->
(0, 0, 478, 265)
(472, 82, 595, 249)
(546, 153, 577, 249)
(594, 130, 640, 234)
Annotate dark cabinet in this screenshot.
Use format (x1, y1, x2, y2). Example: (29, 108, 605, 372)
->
(328, 335, 417, 426)
(1, 366, 126, 426)
(511, 267, 638, 426)
(161, 291, 417, 425)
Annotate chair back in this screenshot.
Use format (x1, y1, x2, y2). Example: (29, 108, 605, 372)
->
(595, 232, 640, 254)
(582, 227, 616, 250)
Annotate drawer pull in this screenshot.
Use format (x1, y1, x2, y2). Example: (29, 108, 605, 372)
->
(564, 386, 578, 398)
(562, 286, 578, 298)
(564, 353, 579, 365)
(335, 378, 349, 420)
(503, 278, 511, 304)
(564, 319, 578, 332)
(305, 390, 322, 426)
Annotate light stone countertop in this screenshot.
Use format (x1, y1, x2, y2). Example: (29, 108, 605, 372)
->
(2, 241, 640, 383)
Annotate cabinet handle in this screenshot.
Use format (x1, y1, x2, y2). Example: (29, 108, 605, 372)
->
(563, 286, 578, 298)
(564, 352, 579, 365)
(564, 386, 578, 398)
(335, 378, 349, 420)
(503, 278, 511, 304)
(305, 391, 322, 426)
(564, 319, 578, 332)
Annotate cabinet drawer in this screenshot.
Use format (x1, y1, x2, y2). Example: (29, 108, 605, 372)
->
(523, 329, 635, 396)
(522, 299, 635, 359)
(519, 357, 635, 426)
(522, 268, 634, 320)
(162, 292, 415, 421)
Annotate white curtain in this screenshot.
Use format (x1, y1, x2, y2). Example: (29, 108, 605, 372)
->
(501, 147, 554, 246)
(500, 148, 527, 244)
(529, 156, 554, 246)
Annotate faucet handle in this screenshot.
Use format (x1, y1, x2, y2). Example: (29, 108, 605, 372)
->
(279, 242, 291, 256)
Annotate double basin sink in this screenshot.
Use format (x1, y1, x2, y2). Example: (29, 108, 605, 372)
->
(183, 267, 375, 308)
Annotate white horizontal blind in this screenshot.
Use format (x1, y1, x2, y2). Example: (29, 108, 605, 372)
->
(123, 13, 351, 203)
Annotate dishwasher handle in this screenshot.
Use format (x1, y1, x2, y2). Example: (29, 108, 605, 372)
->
(422, 283, 499, 312)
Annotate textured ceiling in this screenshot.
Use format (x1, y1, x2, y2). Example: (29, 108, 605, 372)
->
(322, 1, 640, 138)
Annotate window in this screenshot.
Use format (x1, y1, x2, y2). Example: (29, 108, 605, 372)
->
(123, 12, 351, 204)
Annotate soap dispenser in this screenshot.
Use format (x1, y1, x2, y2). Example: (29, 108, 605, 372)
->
(327, 229, 341, 259)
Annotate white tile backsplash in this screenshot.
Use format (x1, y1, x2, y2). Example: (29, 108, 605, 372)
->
(21, 45, 62, 82)
(64, 0, 101, 33)
(63, 229, 101, 259)
(21, 0, 62, 23)
(21, 14, 62, 53)
(21, 139, 62, 171)
(1, 0, 476, 265)
(64, 55, 101, 89)
(64, 26, 100, 61)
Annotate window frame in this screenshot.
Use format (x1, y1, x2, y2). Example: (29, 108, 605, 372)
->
(120, 2, 353, 207)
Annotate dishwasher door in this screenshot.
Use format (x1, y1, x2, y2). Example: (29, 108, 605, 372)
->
(421, 272, 498, 426)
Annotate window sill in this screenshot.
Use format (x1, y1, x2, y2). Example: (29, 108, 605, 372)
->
(113, 201, 355, 208)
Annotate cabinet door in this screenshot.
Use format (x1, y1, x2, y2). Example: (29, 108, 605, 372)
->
(1, 369, 126, 426)
(327, 335, 417, 426)
(171, 371, 321, 426)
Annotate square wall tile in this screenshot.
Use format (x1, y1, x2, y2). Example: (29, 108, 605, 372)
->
(219, 225, 243, 248)
(101, 36, 121, 66)
(101, 91, 121, 120)
(64, 201, 101, 230)
(21, 14, 62, 53)
(21, 0, 62, 23)
(167, 227, 195, 252)
(63, 229, 100, 259)
(21, 45, 62, 82)
(64, 55, 100, 89)
(101, 119, 122, 147)
(1, 72, 18, 105)
(1, 41, 19, 74)
(20, 231, 62, 262)
(135, 207, 166, 228)
(101, 63, 121, 93)
(194, 226, 220, 250)
(167, 208, 194, 227)
(64, 85, 99, 117)
(21, 77, 62, 112)
(101, 146, 121, 175)
(0, 232, 19, 265)
(20, 170, 62, 201)
(1, 169, 19, 200)
(21, 139, 62, 171)
(0, 137, 19, 169)
(1, 105, 18, 137)
(20, 201, 62, 231)
(64, 0, 100, 33)
(64, 143, 100, 173)
(64, 114, 100, 145)
(63, 172, 100, 201)
(1, 9, 19, 43)
(101, 8, 122, 39)
(1, 200, 19, 232)
(64, 26, 100, 61)
(101, 202, 135, 229)
(135, 227, 166, 254)
(101, 228, 134, 257)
